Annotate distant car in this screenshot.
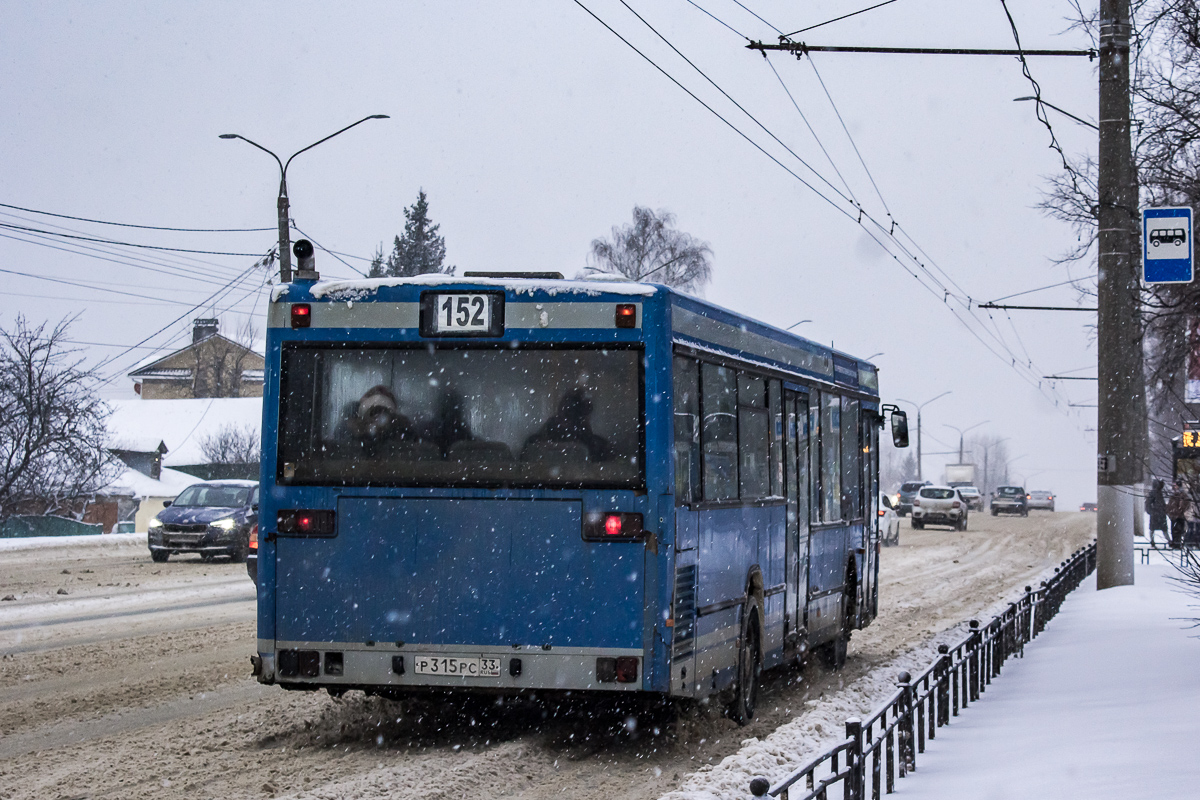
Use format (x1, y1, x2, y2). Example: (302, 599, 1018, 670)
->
(912, 485, 969, 530)
(147, 480, 259, 563)
(957, 485, 984, 511)
(1080, 502, 1098, 512)
(1027, 490, 1055, 512)
(991, 485, 1028, 517)
(897, 481, 929, 517)
(879, 492, 901, 546)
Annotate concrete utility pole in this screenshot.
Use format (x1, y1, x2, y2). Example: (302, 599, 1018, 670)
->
(1096, 0, 1140, 588)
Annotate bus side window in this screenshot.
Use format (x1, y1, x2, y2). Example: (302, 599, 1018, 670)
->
(737, 373, 770, 499)
(701, 362, 739, 502)
(768, 379, 784, 498)
(809, 391, 821, 524)
(840, 398, 861, 520)
(821, 393, 842, 522)
(673, 356, 701, 504)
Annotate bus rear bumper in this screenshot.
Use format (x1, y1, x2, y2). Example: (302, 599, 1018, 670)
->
(259, 641, 647, 693)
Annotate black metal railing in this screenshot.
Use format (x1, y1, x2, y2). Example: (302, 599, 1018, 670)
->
(750, 541, 1097, 800)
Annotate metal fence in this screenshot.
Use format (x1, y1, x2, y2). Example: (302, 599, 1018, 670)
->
(749, 541, 1097, 800)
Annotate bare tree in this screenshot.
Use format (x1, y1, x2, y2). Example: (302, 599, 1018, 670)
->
(583, 206, 713, 293)
(0, 317, 119, 520)
(199, 422, 261, 465)
(1045, 1, 1200, 479)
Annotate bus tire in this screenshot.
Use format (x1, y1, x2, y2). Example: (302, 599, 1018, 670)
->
(727, 605, 761, 725)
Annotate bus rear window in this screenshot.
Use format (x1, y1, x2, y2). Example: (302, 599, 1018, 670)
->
(277, 345, 643, 488)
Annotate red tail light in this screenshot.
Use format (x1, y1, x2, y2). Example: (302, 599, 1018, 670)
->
(249, 524, 258, 550)
(615, 304, 637, 328)
(291, 303, 312, 328)
(878, 508, 886, 517)
(583, 512, 643, 541)
(952, 501, 961, 509)
(277, 509, 336, 536)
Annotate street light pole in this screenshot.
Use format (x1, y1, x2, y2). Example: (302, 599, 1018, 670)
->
(896, 391, 952, 482)
(220, 114, 389, 283)
(944, 420, 990, 463)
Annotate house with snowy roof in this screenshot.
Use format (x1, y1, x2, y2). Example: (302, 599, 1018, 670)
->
(127, 318, 264, 399)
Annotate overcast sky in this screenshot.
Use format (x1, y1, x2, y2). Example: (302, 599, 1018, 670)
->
(0, 1, 1102, 506)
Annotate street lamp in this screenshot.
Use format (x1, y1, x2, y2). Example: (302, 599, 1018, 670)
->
(943, 420, 990, 464)
(785, 319, 812, 330)
(896, 391, 952, 482)
(220, 114, 389, 283)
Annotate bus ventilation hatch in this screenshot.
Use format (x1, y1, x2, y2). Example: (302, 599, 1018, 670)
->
(672, 564, 697, 660)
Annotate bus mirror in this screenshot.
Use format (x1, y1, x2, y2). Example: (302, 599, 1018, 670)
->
(891, 411, 910, 448)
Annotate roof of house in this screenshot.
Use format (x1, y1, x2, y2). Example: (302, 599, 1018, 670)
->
(106, 397, 262, 466)
(104, 465, 201, 499)
(127, 334, 265, 378)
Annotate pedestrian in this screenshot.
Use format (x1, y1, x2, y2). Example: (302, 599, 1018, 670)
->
(1166, 479, 1189, 549)
(1146, 479, 1168, 546)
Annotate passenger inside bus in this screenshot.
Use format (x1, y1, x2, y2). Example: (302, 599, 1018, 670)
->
(346, 385, 414, 444)
(522, 388, 611, 462)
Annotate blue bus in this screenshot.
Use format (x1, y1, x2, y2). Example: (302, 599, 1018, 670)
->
(252, 259, 907, 724)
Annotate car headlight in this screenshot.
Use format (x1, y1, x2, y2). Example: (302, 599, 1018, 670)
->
(210, 518, 238, 531)
(148, 518, 163, 530)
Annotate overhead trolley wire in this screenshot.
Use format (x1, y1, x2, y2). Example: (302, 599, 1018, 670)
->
(617, 0, 857, 208)
(671, 2, 1076, 412)
(0, 201, 274, 233)
(571, 0, 856, 222)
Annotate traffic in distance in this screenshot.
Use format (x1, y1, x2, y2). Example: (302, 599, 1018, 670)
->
(238, 259, 910, 724)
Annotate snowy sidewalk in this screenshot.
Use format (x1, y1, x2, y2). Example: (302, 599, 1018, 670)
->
(894, 553, 1200, 799)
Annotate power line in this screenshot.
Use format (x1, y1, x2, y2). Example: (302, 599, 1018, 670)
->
(0, 221, 266, 256)
(571, 0, 855, 221)
(0, 201, 273, 232)
(782, 0, 901, 39)
(989, 274, 1097, 303)
(617, 0, 856, 207)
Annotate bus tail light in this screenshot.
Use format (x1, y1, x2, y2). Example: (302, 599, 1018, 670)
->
(248, 524, 258, 550)
(596, 656, 638, 683)
(583, 512, 643, 541)
(615, 304, 637, 328)
(291, 304, 312, 328)
(277, 509, 336, 537)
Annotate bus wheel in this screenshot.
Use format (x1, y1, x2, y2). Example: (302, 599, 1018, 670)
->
(727, 608, 761, 725)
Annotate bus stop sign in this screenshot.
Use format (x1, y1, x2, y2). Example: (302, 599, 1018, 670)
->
(1143, 206, 1193, 284)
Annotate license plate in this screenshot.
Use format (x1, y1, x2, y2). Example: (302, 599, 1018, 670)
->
(433, 293, 492, 333)
(412, 655, 502, 677)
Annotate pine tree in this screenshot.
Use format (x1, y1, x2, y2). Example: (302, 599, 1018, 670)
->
(372, 190, 455, 278)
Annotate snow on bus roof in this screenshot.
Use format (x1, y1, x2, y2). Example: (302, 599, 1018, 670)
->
(278, 274, 658, 303)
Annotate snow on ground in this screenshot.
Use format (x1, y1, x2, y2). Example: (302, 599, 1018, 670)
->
(0, 531, 147, 552)
(889, 551, 1200, 799)
(667, 550, 1200, 800)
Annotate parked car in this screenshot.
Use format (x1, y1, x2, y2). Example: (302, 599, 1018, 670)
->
(147, 480, 259, 563)
(1080, 502, 1098, 512)
(991, 485, 1028, 517)
(912, 485, 969, 530)
(1027, 490, 1056, 511)
(957, 485, 984, 511)
(897, 481, 929, 517)
(879, 492, 901, 546)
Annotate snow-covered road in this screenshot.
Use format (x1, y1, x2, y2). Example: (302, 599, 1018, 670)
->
(0, 513, 1095, 799)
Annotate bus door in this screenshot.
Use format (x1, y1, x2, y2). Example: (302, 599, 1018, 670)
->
(783, 390, 810, 652)
(861, 415, 880, 621)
